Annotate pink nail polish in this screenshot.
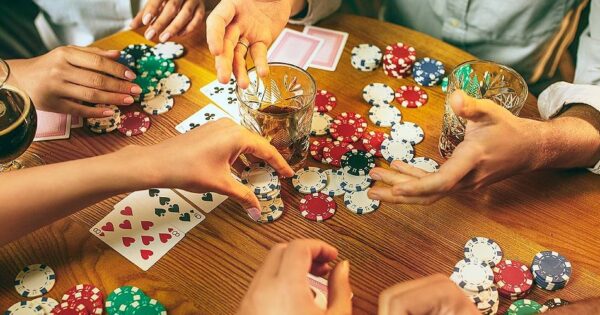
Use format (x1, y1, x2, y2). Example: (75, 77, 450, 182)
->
(145, 28, 155, 40)
(125, 70, 136, 80)
(142, 13, 152, 25)
(130, 85, 142, 94)
(123, 96, 134, 104)
(103, 110, 114, 116)
(246, 207, 261, 221)
(159, 32, 170, 42)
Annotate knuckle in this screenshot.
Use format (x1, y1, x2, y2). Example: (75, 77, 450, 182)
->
(90, 54, 104, 68)
(82, 89, 99, 101)
(90, 75, 106, 88)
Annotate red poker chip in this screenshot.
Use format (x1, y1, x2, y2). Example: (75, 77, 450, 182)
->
(395, 85, 428, 108)
(50, 302, 87, 315)
(314, 90, 337, 113)
(63, 284, 104, 300)
(309, 137, 333, 162)
(322, 141, 354, 167)
(351, 139, 368, 152)
(362, 131, 389, 157)
(384, 42, 416, 65)
(299, 193, 337, 222)
(330, 112, 367, 143)
(118, 111, 151, 136)
(62, 287, 103, 315)
(493, 260, 533, 296)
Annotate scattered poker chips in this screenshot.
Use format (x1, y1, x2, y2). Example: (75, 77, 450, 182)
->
(321, 169, 346, 197)
(314, 89, 337, 112)
(300, 193, 337, 222)
(544, 298, 570, 309)
(368, 104, 402, 127)
(241, 162, 279, 195)
(105, 286, 147, 314)
(141, 93, 174, 115)
(322, 141, 354, 167)
(380, 138, 414, 163)
(6, 301, 44, 315)
(152, 41, 185, 59)
(311, 112, 333, 136)
(493, 260, 533, 299)
(118, 111, 151, 136)
(408, 157, 440, 173)
(451, 258, 494, 292)
(158, 73, 191, 96)
(14, 264, 56, 297)
(382, 42, 416, 78)
(351, 44, 382, 71)
(395, 85, 428, 108)
(391, 121, 425, 145)
(464, 237, 503, 267)
(344, 189, 379, 215)
(341, 150, 375, 176)
(136, 55, 175, 79)
(362, 131, 388, 157)
(506, 299, 547, 314)
(61, 284, 104, 315)
(412, 57, 445, 86)
(310, 137, 333, 163)
(330, 112, 367, 143)
(362, 83, 395, 105)
(531, 251, 571, 291)
(292, 167, 327, 194)
(340, 171, 372, 192)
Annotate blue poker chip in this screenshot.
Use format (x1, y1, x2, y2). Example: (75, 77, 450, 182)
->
(413, 57, 445, 86)
(118, 51, 136, 69)
(531, 251, 572, 284)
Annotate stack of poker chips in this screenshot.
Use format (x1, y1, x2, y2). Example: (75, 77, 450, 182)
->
(350, 44, 383, 72)
(450, 258, 499, 315)
(382, 42, 416, 78)
(412, 57, 445, 86)
(506, 299, 548, 314)
(493, 259, 534, 300)
(240, 162, 285, 223)
(531, 251, 572, 291)
(86, 104, 121, 134)
(105, 285, 167, 314)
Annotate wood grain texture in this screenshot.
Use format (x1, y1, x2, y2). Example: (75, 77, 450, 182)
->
(1, 14, 599, 315)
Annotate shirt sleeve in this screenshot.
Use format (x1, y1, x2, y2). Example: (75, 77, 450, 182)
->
(573, 0, 600, 85)
(289, 0, 342, 25)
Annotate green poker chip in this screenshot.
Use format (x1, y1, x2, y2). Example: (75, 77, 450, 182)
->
(341, 150, 375, 176)
(506, 299, 547, 315)
(126, 298, 167, 315)
(105, 286, 148, 315)
(136, 55, 175, 79)
(133, 72, 160, 101)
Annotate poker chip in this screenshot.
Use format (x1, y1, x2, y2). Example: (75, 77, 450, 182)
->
(255, 184, 281, 201)
(362, 83, 395, 105)
(309, 137, 333, 163)
(408, 157, 440, 173)
(133, 72, 160, 101)
(451, 258, 494, 292)
(117, 51, 136, 68)
(241, 162, 279, 194)
(391, 121, 425, 145)
(299, 193, 337, 222)
(314, 90, 337, 112)
(544, 298, 570, 309)
(61, 284, 104, 315)
(344, 189, 379, 215)
(257, 197, 285, 223)
(6, 301, 44, 315)
(118, 111, 151, 136)
(330, 112, 367, 143)
(368, 104, 402, 127)
(322, 141, 354, 167)
(351, 139, 368, 152)
(463, 237, 503, 267)
(14, 264, 56, 297)
(493, 260, 533, 296)
(105, 286, 147, 315)
(531, 251, 572, 285)
(362, 131, 389, 157)
(351, 44, 382, 71)
(412, 57, 445, 86)
(465, 285, 499, 313)
(341, 150, 375, 176)
(292, 167, 327, 194)
(506, 299, 547, 315)
(86, 104, 121, 129)
(123, 44, 152, 61)
(136, 55, 175, 79)
(380, 138, 414, 163)
(141, 93, 174, 115)
(50, 302, 87, 315)
(395, 85, 428, 108)
(340, 171, 372, 192)
(321, 169, 346, 197)
(152, 41, 185, 59)
(158, 73, 191, 95)
(311, 112, 332, 136)
(126, 298, 167, 315)
(382, 42, 416, 78)
(32, 297, 59, 314)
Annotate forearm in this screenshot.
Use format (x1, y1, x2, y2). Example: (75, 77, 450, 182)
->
(548, 298, 600, 314)
(0, 145, 157, 245)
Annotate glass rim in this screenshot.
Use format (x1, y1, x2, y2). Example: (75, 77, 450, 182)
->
(0, 84, 32, 136)
(450, 59, 529, 99)
(236, 62, 317, 117)
(0, 59, 10, 88)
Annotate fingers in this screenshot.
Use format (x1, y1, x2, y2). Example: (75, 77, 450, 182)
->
(369, 167, 416, 187)
(326, 261, 352, 315)
(214, 25, 240, 84)
(254, 243, 287, 280)
(206, 1, 237, 55)
(145, 0, 183, 40)
(217, 174, 261, 220)
(62, 68, 141, 96)
(159, 0, 198, 40)
(65, 48, 136, 81)
(72, 46, 121, 59)
(181, 2, 205, 36)
(450, 90, 500, 123)
(390, 160, 430, 177)
(279, 239, 338, 282)
(60, 99, 115, 118)
(232, 42, 249, 88)
(368, 185, 443, 205)
(139, 0, 164, 28)
(62, 82, 135, 106)
(249, 42, 269, 78)
(242, 132, 294, 178)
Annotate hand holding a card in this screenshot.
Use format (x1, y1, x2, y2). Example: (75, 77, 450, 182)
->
(237, 239, 352, 315)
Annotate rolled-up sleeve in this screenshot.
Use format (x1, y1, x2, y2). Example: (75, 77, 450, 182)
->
(574, 0, 600, 85)
(289, 0, 342, 25)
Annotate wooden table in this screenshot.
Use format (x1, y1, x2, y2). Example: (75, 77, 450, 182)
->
(1, 14, 599, 314)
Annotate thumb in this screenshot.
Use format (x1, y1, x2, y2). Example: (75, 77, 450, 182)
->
(450, 90, 499, 123)
(219, 174, 263, 221)
(326, 260, 352, 315)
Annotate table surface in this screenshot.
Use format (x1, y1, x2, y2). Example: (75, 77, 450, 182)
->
(1, 14, 599, 315)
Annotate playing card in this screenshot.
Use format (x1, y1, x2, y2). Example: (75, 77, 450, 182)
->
(308, 274, 328, 310)
(175, 189, 229, 213)
(200, 77, 242, 123)
(175, 104, 232, 133)
(267, 28, 323, 70)
(70, 114, 83, 128)
(34, 110, 71, 141)
(303, 26, 348, 71)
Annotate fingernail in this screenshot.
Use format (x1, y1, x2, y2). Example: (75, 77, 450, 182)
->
(246, 207, 261, 221)
(369, 172, 381, 180)
(145, 28, 155, 40)
(368, 190, 380, 200)
(125, 70, 136, 80)
(102, 110, 114, 117)
(341, 260, 350, 273)
(123, 96, 134, 104)
(130, 85, 142, 94)
(142, 13, 152, 25)
(108, 50, 120, 55)
(159, 32, 170, 42)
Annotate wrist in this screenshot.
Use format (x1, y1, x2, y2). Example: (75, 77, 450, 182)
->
(110, 145, 164, 190)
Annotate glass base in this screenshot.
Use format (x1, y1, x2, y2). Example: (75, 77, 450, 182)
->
(0, 151, 45, 172)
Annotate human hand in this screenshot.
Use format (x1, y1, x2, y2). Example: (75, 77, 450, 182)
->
(7, 46, 140, 118)
(206, 0, 293, 88)
(237, 239, 352, 315)
(131, 0, 206, 42)
(378, 274, 479, 315)
(368, 90, 543, 205)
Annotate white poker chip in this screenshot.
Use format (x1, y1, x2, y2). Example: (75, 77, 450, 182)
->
(311, 112, 332, 136)
(380, 138, 414, 163)
(292, 167, 327, 194)
(152, 41, 185, 59)
(241, 162, 279, 194)
(158, 73, 191, 95)
(391, 121, 425, 145)
(362, 83, 395, 105)
(31, 297, 59, 313)
(368, 104, 402, 127)
(141, 93, 174, 115)
(256, 196, 284, 223)
(464, 237, 503, 267)
(408, 157, 440, 173)
(14, 264, 56, 298)
(351, 44, 382, 71)
(340, 171, 372, 192)
(344, 189, 380, 215)
(321, 169, 346, 197)
(451, 258, 494, 291)
(6, 301, 44, 315)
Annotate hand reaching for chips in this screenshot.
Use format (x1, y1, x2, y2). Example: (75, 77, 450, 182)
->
(131, 0, 206, 42)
